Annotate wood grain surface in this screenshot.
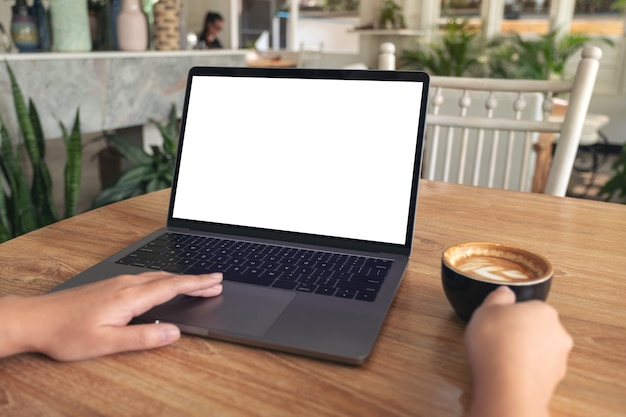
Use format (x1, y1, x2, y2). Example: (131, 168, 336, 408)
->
(0, 181, 624, 417)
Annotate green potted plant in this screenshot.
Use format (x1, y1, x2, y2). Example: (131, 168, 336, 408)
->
(324, 0, 359, 12)
(378, 0, 405, 29)
(486, 29, 614, 80)
(92, 104, 178, 207)
(612, 0, 626, 11)
(401, 18, 486, 77)
(599, 144, 626, 203)
(0, 62, 82, 243)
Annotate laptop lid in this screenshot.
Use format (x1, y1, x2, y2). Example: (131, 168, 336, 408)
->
(167, 67, 429, 256)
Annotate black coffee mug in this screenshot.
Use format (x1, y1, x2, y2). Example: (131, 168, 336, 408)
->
(441, 242, 553, 322)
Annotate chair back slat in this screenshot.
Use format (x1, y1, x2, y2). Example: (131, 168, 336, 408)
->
(502, 129, 515, 190)
(487, 130, 501, 188)
(443, 127, 455, 182)
(458, 126, 470, 184)
(519, 130, 534, 191)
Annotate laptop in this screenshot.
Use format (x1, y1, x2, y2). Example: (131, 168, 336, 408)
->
(53, 66, 430, 365)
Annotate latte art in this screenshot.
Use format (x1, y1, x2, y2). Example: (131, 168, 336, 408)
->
(455, 256, 537, 283)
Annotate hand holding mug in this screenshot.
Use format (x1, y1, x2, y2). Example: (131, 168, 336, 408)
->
(465, 286, 573, 417)
(442, 242, 553, 322)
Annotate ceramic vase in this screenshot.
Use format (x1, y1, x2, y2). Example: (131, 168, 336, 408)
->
(110, 0, 121, 50)
(33, 0, 51, 51)
(117, 0, 148, 51)
(49, 0, 92, 52)
(10, 1, 39, 52)
(89, 0, 113, 50)
(153, 0, 180, 50)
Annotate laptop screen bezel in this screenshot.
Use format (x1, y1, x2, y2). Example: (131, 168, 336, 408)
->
(167, 66, 429, 256)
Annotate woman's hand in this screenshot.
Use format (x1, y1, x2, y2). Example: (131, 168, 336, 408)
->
(0, 271, 223, 361)
(465, 286, 573, 417)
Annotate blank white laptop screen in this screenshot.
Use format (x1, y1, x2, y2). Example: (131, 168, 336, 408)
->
(172, 75, 424, 245)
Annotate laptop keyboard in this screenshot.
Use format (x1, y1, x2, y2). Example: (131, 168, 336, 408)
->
(115, 232, 392, 302)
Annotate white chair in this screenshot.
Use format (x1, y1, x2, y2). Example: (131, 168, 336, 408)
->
(424, 46, 602, 197)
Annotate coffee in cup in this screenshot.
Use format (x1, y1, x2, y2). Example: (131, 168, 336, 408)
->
(441, 242, 553, 322)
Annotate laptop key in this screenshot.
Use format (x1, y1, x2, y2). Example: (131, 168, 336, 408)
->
(281, 272, 300, 281)
(148, 261, 169, 270)
(131, 259, 152, 268)
(210, 263, 229, 272)
(336, 280, 381, 293)
(296, 273, 314, 282)
(353, 276, 385, 285)
(334, 272, 353, 281)
(348, 257, 366, 267)
(116, 256, 137, 265)
(247, 253, 265, 260)
(226, 273, 275, 287)
(315, 277, 337, 287)
(281, 265, 298, 272)
(295, 267, 316, 275)
(355, 291, 377, 302)
(163, 264, 188, 273)
(351, 266, 369, 276)
(335, 289, 357, 299)
(296, 283, 317, 293)
(133, 251, 165, 261)
(272, 280, 298, 290)
(265, 270, 282, 280)
(177, 258, 198, 267)
(138, 246, 167, 254)
(155, 237, 170, 246)
(263, 262, 279, 270)
(372, 268, 389, 278)
(315, 286, 337, 296)
(366, 259, 393, 270)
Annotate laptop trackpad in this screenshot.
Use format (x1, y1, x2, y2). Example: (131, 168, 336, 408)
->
(139, 282, 295, 338)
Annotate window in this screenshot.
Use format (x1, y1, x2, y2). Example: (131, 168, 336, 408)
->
(573, 0, 623, 35)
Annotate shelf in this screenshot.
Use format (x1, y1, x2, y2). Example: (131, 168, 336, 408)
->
(349, 29, 424, 36)
(0, 49, 248, 62)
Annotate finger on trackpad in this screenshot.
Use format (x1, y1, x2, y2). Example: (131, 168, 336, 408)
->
(139, 282, 295, 338)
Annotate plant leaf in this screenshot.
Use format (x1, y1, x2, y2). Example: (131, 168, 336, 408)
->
(149, 103, 178, 157)
(63, 109, 82, 218)
(105, 133, 152, 166)
(0, 121, 39, 237)
(6, 63, 58, 225)
(92, 179, 147, 208)
(29, 99, 46, 159)
(114, 165, 153, 187)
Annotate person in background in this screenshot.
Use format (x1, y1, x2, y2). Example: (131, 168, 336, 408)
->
(195, 11, 224, 49)
(0, 274, 572, 417)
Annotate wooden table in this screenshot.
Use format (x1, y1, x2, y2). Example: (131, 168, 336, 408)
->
(0, 181, 625, 416)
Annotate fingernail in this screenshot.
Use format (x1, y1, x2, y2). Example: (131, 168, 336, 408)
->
(159, 325, 180, 344)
